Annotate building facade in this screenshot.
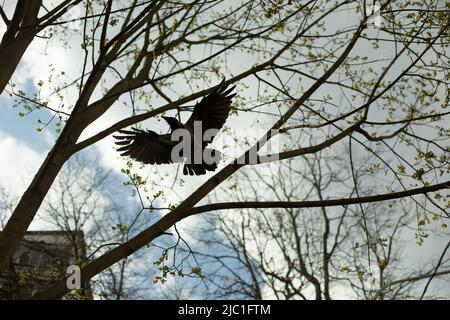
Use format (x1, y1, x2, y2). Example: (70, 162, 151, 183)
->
(0, 230, 91, 299)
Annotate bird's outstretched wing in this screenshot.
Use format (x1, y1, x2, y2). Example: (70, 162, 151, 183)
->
(113, 128, 175, 165)
(186, 80, 236, 144)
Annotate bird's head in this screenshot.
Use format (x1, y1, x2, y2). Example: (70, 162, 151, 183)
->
(162, 116, 182, 132)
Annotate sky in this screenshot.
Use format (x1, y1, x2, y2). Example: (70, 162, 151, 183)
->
(0, 0, 448, 299)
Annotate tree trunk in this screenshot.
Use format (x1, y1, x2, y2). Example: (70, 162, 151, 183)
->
(0, 0, 41, 94)
(0, 92, 87, 274)
(0, 145, 67, 273)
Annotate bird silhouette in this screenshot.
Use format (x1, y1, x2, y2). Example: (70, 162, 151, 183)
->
(113, 81, 236, 175)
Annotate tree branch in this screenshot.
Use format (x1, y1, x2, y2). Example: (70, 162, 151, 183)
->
(34, 179, 449, 299)
(182, 181, 450, 217)
(0, 6, 9, 25)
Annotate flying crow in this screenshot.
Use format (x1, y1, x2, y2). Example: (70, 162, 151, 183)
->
(113, 81, 236, 175)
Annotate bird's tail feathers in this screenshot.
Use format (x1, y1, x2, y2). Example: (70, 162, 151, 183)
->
(183, 148, 221, 175)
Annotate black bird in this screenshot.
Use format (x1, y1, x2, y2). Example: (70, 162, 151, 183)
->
(113, 81, 236, 175)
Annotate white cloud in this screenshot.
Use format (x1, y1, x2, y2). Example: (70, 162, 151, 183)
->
(0, 129, 44, 196)
(0, 129, 55, 229)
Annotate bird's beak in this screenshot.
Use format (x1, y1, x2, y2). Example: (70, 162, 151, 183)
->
(161, 116, 169, 122)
